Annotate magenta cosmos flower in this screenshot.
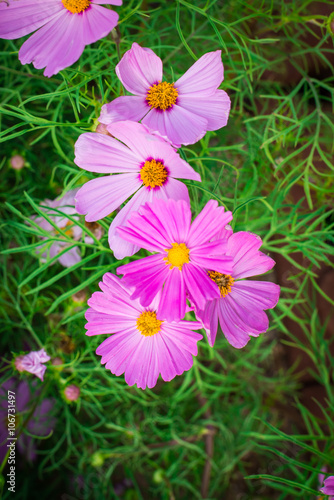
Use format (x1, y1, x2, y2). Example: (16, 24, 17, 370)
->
(320, 476, 334, 497)
(194, 227, 280, 348)
(74, 120, 201, 259)
(15, 348, 50, 381)
(116, 198, 233, 323)
(0, 0, 121, 77)
(85, 273, 202, 389)
(99, 43, 231, 147)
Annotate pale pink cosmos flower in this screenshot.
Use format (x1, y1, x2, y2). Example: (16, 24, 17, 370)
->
(194, 227, 280, 348)
(0, 0, 121, 77)
(15, 349, 51, 381)
(85, 273, 203, 390)
(74, 120, 201, 259)
(99, 43, 231, 147)
(32, 189, 101, 267)
(116, 198, 233, 323)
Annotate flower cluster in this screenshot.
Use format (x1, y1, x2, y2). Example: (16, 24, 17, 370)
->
(1, 5, 280, 391)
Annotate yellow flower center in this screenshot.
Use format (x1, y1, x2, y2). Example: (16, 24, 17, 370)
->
(146, 81, 178, 111)
(136, 311, 163, 337)
(164, 243, 190, 271)
(208, 271, 234, 297)
(62, 0, 90, 14)
(140, 159, 168, 189)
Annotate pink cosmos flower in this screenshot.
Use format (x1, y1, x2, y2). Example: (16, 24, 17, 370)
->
(0, 378, 56, 462)
(99, 42, 231, 147)
(320, 476, 334, 498)
(74, 120, 201, 259)
(85, 273, 203, 389)
(194, 228, 280, 348)
(116, 198, 233, 323)
(0, 0, 121, 77)
(15, 348, 50, 381)
(32, 189, 100, 267)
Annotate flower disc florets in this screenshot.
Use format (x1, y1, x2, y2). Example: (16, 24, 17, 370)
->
(140, 159, 168, 189)
(136, 311, 163, 337)
(208, 271, 234, 297)
(62, 0, 91, 14)
(146, 81, 178, 111)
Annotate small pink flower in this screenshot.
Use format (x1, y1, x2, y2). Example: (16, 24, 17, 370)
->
(14, 349, 51, 381)
(31, 189, 101, 267)
(195, 228, 280, 348)
(74, 120, 201, 259)
(64, 384, 80, 401)
(99, 42, 231, 147)
(10, 154, 25, 170)
(0, 0, 122, 77)
(320, 475, 334, 498)
(116, 198, 233, 323)
(85, 273, 202, 389)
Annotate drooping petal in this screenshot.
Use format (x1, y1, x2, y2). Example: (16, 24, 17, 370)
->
(178, 89, 231, 130)
(19, 10, 86, 77)
(116, 42, 163, 95)
(187, 200, 233, 247)
(142, 105, 208, 147)
(195, 299, 219, 347)
(75, 173, 141, 222)
(218, 299, 252, 349)
(227, 232, 276, 279)
(157, 268, 186, 322)
(99, 96, 150, 125)
(223, 288, 270, 335)
(232, 281, 280, 311)
(19, 5, 119, 77)
(0, 0, 63, 40)
(74, 131, 141, 174)
(175, 50, 224, 96)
